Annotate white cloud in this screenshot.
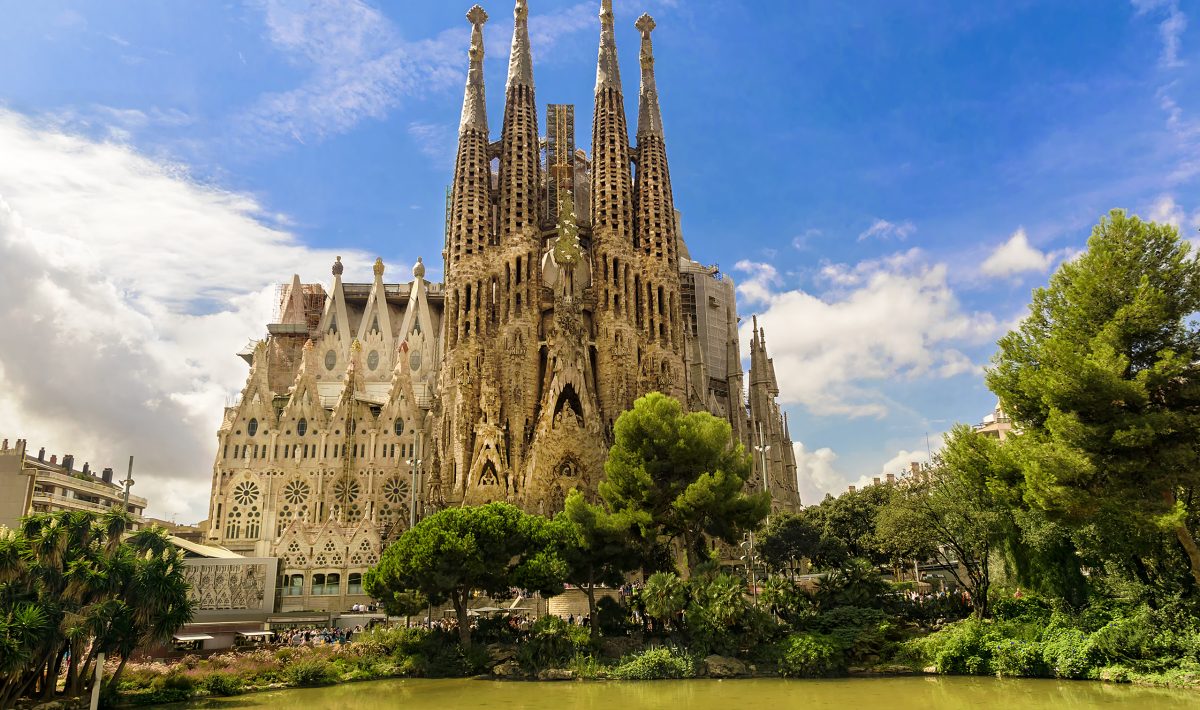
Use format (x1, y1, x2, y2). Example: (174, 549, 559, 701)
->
(980, 228, 1057, 278)
(741, 250, 997, 418)
(1133, 0, 1188, 68)
(733, 259, 781, 306)
(0, 109, 380, 523)
(1147, 193, 1200, 232)
(793, 441, 936, 504)
(407, 121, 456, 165)
(242, 1, 602, 150)
(857, 218, 915, 242)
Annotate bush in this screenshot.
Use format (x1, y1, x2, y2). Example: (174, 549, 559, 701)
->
(285, 657, 338, 686)
(909, 618, 994, 675)
(990, 639, 1047, 678)
(518, 615, 593, 671)
(1042, 628, 1095, 679)
(611, 647, 697, 680)
(201, 671, 243, 696)
(991, 595, 1051, 623)
(777, 632, 845, 678)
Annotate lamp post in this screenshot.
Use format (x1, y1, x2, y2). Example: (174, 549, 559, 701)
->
(406, 448, 422, 530)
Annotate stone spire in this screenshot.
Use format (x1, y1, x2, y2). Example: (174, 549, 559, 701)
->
(507, 0, 533, 90)
(447, 5, 494, 267)
(635, 13, 662, 138)
(590, 0, 635, 249)
(460, 6, 489, 133)
(596, 0, 621, 92)
(498, 0, 541, 250)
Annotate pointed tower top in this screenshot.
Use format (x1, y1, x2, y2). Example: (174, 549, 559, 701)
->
(332, 255, 344, 277)
(507, 0, 534, 89)
(373, 257, 385, 278)
(413, 256, 426, 279)
(460, 5, 489, 133)
(595, 0, 621, 93)
(635, 13, 663, 137)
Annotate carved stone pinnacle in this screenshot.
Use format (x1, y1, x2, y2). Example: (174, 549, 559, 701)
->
(600, 0, 613, 21)
(515, 0, 528, 21)
(635, 13, 655, 36)
(466, 5, 488, 26)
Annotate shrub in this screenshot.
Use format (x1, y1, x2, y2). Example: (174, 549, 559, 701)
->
(990, 639, 1047, 678)
(910, 618, 994, 675)
(517, 615, 593, 671)
(285, 657, 338, 686)
(201, 671, 243, 696)
(1042, 628, 1095, 679)
(990, 595, 1051, 623)
(611, 647, 696, 680)
(777, 632, 845, 678)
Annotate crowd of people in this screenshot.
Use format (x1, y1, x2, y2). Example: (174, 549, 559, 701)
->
(282, 626, 361, 646)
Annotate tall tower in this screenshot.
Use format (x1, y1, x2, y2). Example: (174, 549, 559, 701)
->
(589, 0, 641, 428)
(438, 5, 495, 504)
(632, 12, 686, 401)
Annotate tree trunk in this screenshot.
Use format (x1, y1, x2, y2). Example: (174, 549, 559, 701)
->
(453, 591, 471, 648)
(585, 583, 599, 643)
(1166, 491, 1200, 585)
(104, 656, 130, 695)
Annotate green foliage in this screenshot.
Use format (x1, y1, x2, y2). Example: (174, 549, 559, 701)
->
(0, 511, 194, 705)
(554, 490, 643, 639)
(776, 632, 845, 678)
(366, 502, 567, 646)
(990, 639, 1047, 677)
(988, 209, 1200, 589)
(814, 558, 889, 610)
(1041, 628, 1095, 679)
(642, 571, 687, 624)
(610, 647, 697, 680)
(285, 657, 338, 686)
(600, 392, 769, 572)
(517, 616, 593, 671)
(684, 572, 750, 654)
(200, 671, 243, 696)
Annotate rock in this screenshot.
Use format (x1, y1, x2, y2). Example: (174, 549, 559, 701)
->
(923, 665, 938, 674)
(876, 664, 916, 675)
(600, 635, 641, 659)
(485, 643, 517, 668)
(537, 668, 577, 681)
(492, 660, 523, 678)
(703, 655, 749, 678)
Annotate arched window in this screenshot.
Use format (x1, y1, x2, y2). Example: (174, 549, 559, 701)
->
(348, 573, 363, 595)
(286, 574, 304, 596)
(248, 418, 259, 436)
(326, 573, 340, 595)
(394, 418, 404, 436)
(312, 573, 326, 594)
(297, 418, 308, 436)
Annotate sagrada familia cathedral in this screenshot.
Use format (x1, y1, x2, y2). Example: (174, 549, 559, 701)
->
(205, 0, 800, 610)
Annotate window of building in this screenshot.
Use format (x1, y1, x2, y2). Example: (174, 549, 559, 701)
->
(298, 418, 308, 436)
(285, 574, 304, 596)
(248, 418, 259, 436)
(312, 573, 340, 596)
(394, 418, 404, 436)
(348, 572, 363, 595)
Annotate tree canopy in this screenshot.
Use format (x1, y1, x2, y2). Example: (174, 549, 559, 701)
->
(364, 502, 568, 646)
(599, 392, 769, 572)
(554, 490, 642, 640)
(988, 209, 1200, 587)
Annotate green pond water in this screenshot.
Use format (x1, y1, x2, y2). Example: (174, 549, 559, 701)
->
(175, 676, 1198, 709)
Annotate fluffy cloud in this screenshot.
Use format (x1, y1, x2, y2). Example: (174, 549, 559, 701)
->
(793, 441, 935, 504)
(0, 110, 377, 523)
(1148, 193, 1200, 232)
(733, 259, 781, 305)
(857, 218, 915, 242)
(980, 228, 1058, 278)
(739, 249, 997, 418)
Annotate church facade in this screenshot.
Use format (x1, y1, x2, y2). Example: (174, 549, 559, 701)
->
(205, 0, 800, 611)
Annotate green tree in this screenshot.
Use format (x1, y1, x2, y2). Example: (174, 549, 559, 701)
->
(364, 502, 567, 647)
(0, 511, 193, 706)
(759, 512, 822, 577)
(641, 571, 687, 630)
(988, 210, 1200, 587)
(554, 490, 643, 641)
(599, 392, 769, 572)
(876, 426, 1013, 617)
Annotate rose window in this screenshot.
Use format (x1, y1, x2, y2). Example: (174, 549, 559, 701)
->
(382, 477, 410, 504)
(233, 481, 260, 506)
(283, 480, 310, 505)
(333, 477, 360, 503)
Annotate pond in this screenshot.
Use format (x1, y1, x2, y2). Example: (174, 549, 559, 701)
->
(175, 676, 1197, 709)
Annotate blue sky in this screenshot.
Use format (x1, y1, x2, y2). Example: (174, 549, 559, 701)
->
(0, 0, 1197, 520)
